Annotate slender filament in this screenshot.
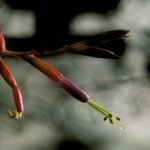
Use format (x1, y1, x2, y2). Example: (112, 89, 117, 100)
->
(87, 99, 122, 125)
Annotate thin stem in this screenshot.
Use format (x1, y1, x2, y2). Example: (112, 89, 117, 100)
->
(3, 50, 40, 57)
(87, 99, 109, 117)
(38, 45, 69, 56)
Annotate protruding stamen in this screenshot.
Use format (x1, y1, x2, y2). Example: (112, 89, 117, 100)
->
(109, 118, 114, 124)
(87, 99, 122, 126)
(116, 117, 121, 121)
(103, 116, 108, 121)
(7, 109, 22, 119)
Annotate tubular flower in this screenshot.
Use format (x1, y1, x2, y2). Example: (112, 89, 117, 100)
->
(0, 30, 129, 127)
(0, 33, 23, 119)
(23, 55, 121, 125)
(41, 29, 129, 59)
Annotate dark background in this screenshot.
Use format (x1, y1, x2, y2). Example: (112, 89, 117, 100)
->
(0, 0, 150, 150)
(5, 0, 121, 50)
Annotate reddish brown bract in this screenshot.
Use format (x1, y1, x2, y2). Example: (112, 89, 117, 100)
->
(0, 32, 6, 53)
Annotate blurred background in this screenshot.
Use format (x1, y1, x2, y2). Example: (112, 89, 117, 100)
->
(0, 0, 150, 150)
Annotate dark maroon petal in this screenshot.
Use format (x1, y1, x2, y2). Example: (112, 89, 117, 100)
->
(67, 30, 129, 58)
(86, 29, 129, 43)
(69, 42, 120, 59)
(35, 29, 129, 58)
(58, 76, 90, 103)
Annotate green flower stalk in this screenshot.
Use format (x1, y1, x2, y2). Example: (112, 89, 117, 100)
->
(0, 30, 129, 127)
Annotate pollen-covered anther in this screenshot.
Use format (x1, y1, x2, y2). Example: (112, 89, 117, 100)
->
(116, 117, 121, 121)
(6, 110, 22, 119)
(103, 116, 108, 121)
(106, 113, 121, 124)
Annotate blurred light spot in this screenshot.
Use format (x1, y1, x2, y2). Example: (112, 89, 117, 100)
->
(69, 12, 106, 36)
(0, 5, 35, 38)
(5, 10, 35, 38)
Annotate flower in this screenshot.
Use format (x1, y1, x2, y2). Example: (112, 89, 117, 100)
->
(23, 55, 121, 125)
(0, 32, 23, 119)
(0, 58, 23, 119)
(40, 29, 129, 59)
(0, 30, 129, 127)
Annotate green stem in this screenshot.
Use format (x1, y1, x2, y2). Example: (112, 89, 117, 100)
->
(87, 99, 109, 117)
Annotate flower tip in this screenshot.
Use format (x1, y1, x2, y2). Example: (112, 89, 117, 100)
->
(103, 113, 120, 124)
(87, 99, 123, 128)
(109, 51, 120, 59)
(6, 109, 22, 119)
(123, 30, 130, 37)
(103, 113, 125, 130)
